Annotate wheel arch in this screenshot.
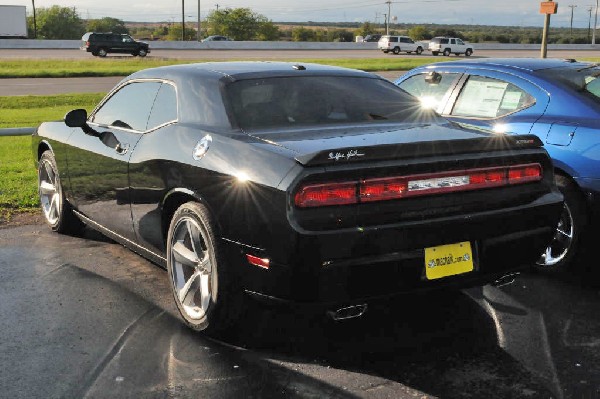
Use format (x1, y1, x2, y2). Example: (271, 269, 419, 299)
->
(160, 188, 222, 247)
(37, 140, 54, 162)
(553, 167, 589, 213)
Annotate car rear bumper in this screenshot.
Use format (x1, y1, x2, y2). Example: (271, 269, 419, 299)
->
(224, 191, 562, 306)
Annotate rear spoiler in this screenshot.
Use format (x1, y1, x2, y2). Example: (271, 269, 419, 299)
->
(294, 134, 543, 166)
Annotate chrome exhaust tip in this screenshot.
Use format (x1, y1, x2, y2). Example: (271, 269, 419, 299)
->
(492, 272, 520, 288)
(327, 304, 368, 321)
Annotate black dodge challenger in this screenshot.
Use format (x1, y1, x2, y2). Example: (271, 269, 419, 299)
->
(32, 62, 562, 334)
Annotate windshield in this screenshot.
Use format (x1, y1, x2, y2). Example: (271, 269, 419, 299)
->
(538, 66, 600, 101)
(226, 76, 440, 130)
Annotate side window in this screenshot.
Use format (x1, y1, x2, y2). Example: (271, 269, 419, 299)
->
(451, 76, 536, 119)
(397, 72, 462, 111)
(147, 83, 178, 130)
(457, 39, 465, 45)
(390, 37, 398, 42)
(450, 39, 456, 45)
(441, 38, 449, 44)
(92, 82, 161, 131)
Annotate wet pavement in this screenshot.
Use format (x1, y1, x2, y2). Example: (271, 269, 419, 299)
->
(0, 223, 599, 398)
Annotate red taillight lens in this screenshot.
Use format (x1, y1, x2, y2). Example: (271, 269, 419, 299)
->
(294, 182, 357, 208)
(508, 164, 542, 184)
(294, 163, 542, 208)
(360, 177, 407, 202)
(86, 41, 90, 47)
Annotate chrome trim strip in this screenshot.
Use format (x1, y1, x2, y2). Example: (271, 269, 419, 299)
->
(74, 210, 167, 265)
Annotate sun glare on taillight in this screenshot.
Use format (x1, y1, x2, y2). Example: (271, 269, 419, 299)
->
(294, 163, 542, 208)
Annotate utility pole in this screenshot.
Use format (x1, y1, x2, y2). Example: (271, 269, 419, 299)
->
(215, 3, 219, 11)
(31, 0, 37, 39)
(182, 0, 185, 41)
(569, 4, 577, 38)
(197, 0, 201, 41)
(383, 14, 387, 35)
(386, 0, 391, 35)
(589, 6, 594, 42)
(594, 0, 599, 44)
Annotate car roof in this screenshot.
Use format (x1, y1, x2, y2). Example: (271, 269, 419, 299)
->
(130, 61, 376, 81)
(423, 57, 590, 72)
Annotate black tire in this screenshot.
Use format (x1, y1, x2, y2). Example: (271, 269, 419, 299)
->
(138, 48, 148, 57)
(392, 47, 401, 55)
(443, 48, 451, 56)
(416, 47, 423, 55)
(91, 51, 98, 56)
(465, 48, 473, 56)
(167, 201, 243, 335)
(97, 48, 108, 57)
(432, 51, 439, 56)
(535, 175, 587, 272)
(37, 150, 84, 234)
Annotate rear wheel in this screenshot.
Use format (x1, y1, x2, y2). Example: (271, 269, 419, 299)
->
(167, 202, 243, 335)
(97, 48, 108, 57)
(443, 48, 451, 56)
(392, 47, 401, 55)
(535, 175, 587, 272)
(465, 48, 473, 56)
(382, 50, 389, 54)
(416, 46, 423, 55)
(38, 151, 84, 234)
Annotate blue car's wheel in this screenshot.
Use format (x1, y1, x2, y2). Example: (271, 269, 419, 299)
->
(536, 175, 587, 271)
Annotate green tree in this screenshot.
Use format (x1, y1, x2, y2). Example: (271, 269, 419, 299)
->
(166, 24, 197, 41)
(35, 6, 85, 39)
(205, 8, 275, 40)
(86, 17, 128, 34)
(291, 27, 315, 42)
(357, 22, 375, 37)
(256, 20, 280, 41)
(408, 26, 430, 40)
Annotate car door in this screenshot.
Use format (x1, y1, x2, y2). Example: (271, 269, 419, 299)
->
(66, 80, 162, 241)
(441, 71, 550, 135)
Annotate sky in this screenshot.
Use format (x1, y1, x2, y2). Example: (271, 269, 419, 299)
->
(4, 0, 597, 28)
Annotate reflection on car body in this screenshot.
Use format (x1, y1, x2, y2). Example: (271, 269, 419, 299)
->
(33, 62, 562, 337)
(396, 58, 600, 272)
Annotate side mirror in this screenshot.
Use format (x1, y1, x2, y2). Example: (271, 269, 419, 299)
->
(64, 109, 88, 128)
(424, 71, 442, 85)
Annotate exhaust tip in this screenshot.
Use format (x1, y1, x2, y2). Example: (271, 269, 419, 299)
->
(327, 304, 368, 321)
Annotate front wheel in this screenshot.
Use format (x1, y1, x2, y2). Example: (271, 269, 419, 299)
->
(38, 150, 84, 234)
(535, 175, 587, 272)
(416, 47, 423, 55)
(167, 202, 243, 334)
(138, 48, 148, 57)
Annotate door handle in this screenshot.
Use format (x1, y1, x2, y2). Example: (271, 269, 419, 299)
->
(116, 143, 129, 155)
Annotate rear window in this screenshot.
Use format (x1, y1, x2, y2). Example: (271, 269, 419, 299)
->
(226, 76, 441, 130)
(538, 65, 600, 103)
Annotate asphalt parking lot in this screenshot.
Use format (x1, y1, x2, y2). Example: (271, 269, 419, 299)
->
(1, 222, 599, 398)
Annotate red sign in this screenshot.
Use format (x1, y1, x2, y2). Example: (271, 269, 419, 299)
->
(540, 1, 558, 14)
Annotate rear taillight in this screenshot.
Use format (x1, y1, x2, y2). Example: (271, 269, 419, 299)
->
(294, 163, 542, 208)
(86, 41, 90, 47)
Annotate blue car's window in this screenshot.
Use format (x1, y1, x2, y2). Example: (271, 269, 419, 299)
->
(226, 76, 441, 130)
(397, 72, 461, 112)
(451, 75, 535, 119)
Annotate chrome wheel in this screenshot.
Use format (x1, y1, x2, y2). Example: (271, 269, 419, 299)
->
(169, 215, 217, 324)
(38, 157, 61, 226)
(537, 202, 574, 267)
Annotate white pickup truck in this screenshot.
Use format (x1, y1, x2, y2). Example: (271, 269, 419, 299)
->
(378, 35, 424, 55)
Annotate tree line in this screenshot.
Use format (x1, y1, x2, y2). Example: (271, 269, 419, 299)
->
(27, 5, 595, 44)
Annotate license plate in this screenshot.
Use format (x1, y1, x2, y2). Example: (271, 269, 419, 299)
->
(424, 241, 474, 280)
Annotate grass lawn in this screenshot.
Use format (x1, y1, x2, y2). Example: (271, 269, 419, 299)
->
(0, 93, 105, 217)
(0, 57, 445, 78)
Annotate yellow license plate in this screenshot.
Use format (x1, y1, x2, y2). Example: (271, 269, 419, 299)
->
(424, 241, 474, 280)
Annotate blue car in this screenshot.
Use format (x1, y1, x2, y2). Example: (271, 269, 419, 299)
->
(395, 58, 600, 271)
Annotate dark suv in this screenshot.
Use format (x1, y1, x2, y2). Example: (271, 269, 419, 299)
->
(81, 32, 150, 57)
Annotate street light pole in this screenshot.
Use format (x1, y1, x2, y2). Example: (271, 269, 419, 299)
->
(31, 0, 37, 39)
(594, 0, 599, 44)
(182, 0, 185, 41)
(198, 0, 202, 41)
(386, 0, 391, 35)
